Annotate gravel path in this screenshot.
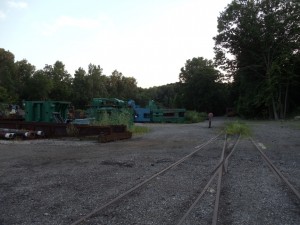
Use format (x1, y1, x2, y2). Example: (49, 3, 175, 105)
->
(0, 118, 299, 225)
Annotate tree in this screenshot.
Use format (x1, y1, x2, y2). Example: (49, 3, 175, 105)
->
(25, 70, 53, 100)
(288, 53, 300, 115)
(72, 67, 90, 108)
(108, 70, 123, 98)
(179, 57, 226, 114)
(14, 59, 35, 101)
(134, 87, 153, 107)
(141, 83, 182, 108)
(121, 76, 138, 100)
(43, 61, 73, 101)
(0, 86, 11, 102)
(0, 48, 17, 101)
(214, 0, 300, 119)
(86, 64, 108, 98)
(108, 70, 138, 99)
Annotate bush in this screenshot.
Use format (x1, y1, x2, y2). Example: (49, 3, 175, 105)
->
(92, 109, 150, 135)
(92, 109, 134, 129)
(185, 111, 207, 123)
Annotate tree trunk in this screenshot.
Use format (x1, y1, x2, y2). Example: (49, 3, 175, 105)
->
(269, 105, 272, 120)
(283, 81, 289, 119)
(278, 86, 283, 119)
(272, 96, 279, 120)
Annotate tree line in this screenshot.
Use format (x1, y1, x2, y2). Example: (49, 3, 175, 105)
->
(1, 0, 299, 119)
(0, 48, 228, 115)
(0, 52, 141, 109)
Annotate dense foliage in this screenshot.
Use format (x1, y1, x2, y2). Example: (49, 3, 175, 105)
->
(214, 0, 300, 119)
(178, 57, 229, 115)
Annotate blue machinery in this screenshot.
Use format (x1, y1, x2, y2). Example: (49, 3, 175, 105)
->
(128, 100, 186, 123)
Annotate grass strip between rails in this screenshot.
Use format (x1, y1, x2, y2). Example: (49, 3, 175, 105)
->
(224, 120, 251, 137)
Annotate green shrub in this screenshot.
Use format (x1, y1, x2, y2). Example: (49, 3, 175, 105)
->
(185, 111, 207, 123)
(92, 109, 133, 129)
(91, 109, 150, 135)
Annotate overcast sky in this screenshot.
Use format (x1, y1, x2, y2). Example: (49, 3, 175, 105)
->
(0, 0, 232, 88)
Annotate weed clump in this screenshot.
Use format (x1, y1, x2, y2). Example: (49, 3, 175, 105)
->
(185, 111, 207, 123)
(225, 121, 251, 137)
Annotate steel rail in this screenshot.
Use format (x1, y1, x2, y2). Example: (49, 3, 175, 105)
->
(70, 132, 223, 225)
(176, 166, 222, 225)
(176, 134, 227, 225)
(250, 138, 300, 200)
(176, 134, 241, 225)
(208, 134, 241, 178)
(223, 134, 241, 173)
(211, 134, 227, 225)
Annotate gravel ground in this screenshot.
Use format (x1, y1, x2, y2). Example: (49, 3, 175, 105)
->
(0, 118, 299, 225)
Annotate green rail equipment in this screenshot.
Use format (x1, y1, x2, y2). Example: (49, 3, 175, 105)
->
(25, 101, 70, 123)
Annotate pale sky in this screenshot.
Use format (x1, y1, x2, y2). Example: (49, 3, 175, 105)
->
(0, 0, 232, 88)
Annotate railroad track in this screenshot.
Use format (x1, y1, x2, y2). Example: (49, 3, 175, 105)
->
(70, 133, 299, 225)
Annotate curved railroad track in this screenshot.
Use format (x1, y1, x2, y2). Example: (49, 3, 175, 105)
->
(70, 132, 299, 225)
(70, 133, 223, 225)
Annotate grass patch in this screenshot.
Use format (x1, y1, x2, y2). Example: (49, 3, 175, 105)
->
(185, 111, 207, 123)
(92, 110, 134, 129)
(224, 121, 251, 137)
(129, 125, 150, 135)
(90, 110, 150, 135)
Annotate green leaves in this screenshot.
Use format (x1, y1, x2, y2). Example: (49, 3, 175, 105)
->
(179, 57, 226, 114)
(214, 0, 300, 119)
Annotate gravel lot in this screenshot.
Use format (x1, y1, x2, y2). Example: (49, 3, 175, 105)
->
(0, 117, 299, 225)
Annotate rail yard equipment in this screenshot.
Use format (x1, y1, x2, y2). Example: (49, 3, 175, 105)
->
(74, 98, 185, 124)
(0, 103, 24, 120)
(86, 98, 134, 125)
(128, 100, 151, 122)
(0, 131, 15, 139)
(129, 100, 186, 123)
(0, 128, 36, 139)
(25, 101, 70, 123)
(0, 120, 132, 140)
(88, 98, 128, 115)
(0, 100, 132, 141)
(98, 125, 132, 143)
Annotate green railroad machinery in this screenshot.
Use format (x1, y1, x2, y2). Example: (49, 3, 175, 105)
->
(1, 99, 186, 124)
